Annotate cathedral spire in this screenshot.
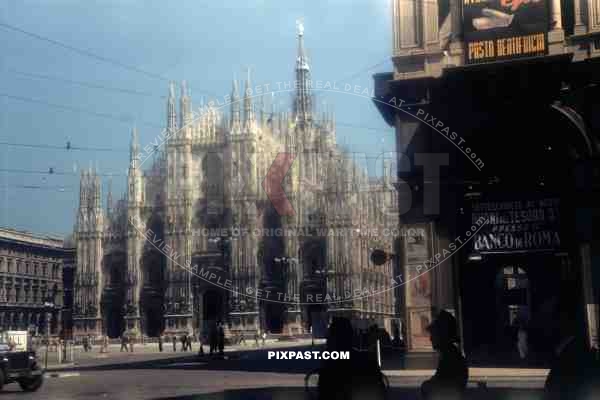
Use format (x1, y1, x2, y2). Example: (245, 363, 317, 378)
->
(129, 126, 140, 171)
(294, 18, 312, 126)
(94, 173, 102, 210)
(179, 80, 192, 128)
(167, 81, 178, 134)
(106, 175, 113, 217)
(243, 68, 255, 131)
(230, 76, 241, 133)
(79, 169, 88, 209)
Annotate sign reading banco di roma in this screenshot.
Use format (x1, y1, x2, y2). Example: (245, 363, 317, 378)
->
(469, 197, 562, 253)
(463, 0, 549, 64)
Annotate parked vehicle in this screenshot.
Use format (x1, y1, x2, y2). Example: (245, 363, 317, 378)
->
(0, 342, 44, 392)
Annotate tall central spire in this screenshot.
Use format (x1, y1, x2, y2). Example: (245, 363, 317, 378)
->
(294, 18, 312, 126)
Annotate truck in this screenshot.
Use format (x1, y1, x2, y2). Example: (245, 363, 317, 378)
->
(0, 332, 44, 392)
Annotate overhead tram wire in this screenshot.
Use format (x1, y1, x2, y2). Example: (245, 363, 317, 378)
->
(0, 184, 76, 192)
(4, 68, 167, 99)
(0, 167, 126, 177)
(0, 140, 128, 153)
(0, 21, 218, 98)
(332, 57, 391, 86)
(0, 21, 169, 82)
(0, 92, 163, 129)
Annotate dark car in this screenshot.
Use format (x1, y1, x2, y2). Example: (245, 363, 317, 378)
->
(0, 343, 44, 392)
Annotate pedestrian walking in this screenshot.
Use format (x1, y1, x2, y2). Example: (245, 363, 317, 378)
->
(82, 335, 89, 352)
(420, 310, 468, 400)
(218, 324, 225, 355)
(180, 334, 187, 352)
(254, 330, 260, 347)
(239, 331, 246, 345)
(517, 321, 528, 360)
(129, 335, 134, 352)
(172, 335, 177, 352)
(120, 334, 128, 352)
(101, 335, 109, 353)
(262, 330, 267, 346)
(209, 324, 217, 355)
(158, 335, 163, 352)
(186, 334, 193, 351)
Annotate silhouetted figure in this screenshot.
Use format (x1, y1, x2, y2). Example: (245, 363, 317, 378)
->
(198, 337, 204, 356)
(129, 335, 134, 352)
(172, 335, 176, 352)
(209, 324, 217, 355)
(421, 310, 468, 400)
(544, 297, 600, 400)
(317, 317, 386, 400)
(218, 324, 225, 355)
(158, 335, 163, 352)
(180, 334, 187, 352)
(120, 334, 128, 352)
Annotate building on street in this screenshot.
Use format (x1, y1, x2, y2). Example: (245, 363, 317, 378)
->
(0, 228, 68, 337)
(374, 0, 600, 364)
(73, 23, 399, 339)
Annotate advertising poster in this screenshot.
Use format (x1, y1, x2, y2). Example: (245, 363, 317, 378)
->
(404, 224, 431, 265)
(406, 265, 432, 308)
(408, 308, 433, 350)
(464, 0, 549, 64)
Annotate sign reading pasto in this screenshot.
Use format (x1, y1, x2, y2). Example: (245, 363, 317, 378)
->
(464, 0, 549, 64)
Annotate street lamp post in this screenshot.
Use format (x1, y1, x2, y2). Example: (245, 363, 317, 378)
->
(43, 301, 54, 370)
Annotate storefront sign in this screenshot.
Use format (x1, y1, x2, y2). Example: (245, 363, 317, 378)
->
(470, 197, 562, 252)
(464, 0, 549, 64)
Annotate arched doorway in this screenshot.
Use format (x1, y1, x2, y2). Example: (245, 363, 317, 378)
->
(264, 302, 285, 333)
(202, 290, 224, 337)
(141, 217, 166, 337)
(102, 252, 126, 338)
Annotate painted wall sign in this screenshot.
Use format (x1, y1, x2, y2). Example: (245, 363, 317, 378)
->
(470, 197, 561, 252)
(464, 0, 549, 64)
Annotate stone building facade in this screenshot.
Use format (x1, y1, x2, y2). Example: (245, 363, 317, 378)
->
(74, 24, 400, 339)
(374, 0, 600, 364)
(0, 228, 66, 336)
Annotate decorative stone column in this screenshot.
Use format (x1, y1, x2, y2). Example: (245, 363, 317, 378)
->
(573, 0, 587, 35)
(548, 0, 565, 54)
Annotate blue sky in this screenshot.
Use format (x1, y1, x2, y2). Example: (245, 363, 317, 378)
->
(0, 0, 394, 236)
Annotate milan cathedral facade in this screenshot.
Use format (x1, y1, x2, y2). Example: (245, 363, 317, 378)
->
(73, 25, 399, 339)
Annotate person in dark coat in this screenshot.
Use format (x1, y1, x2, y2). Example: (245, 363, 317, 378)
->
(171, 335, 177, 352)
(543, 296, 600, 400)
(158, 335, 163, 352)
(318, 317, 386, 400)
(120, 334, 128, 352)
(421, 310, 468, 400)
(217, 323, 225, 355)
(209, 324, 217, 355)
(180, 334, 187, 352)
